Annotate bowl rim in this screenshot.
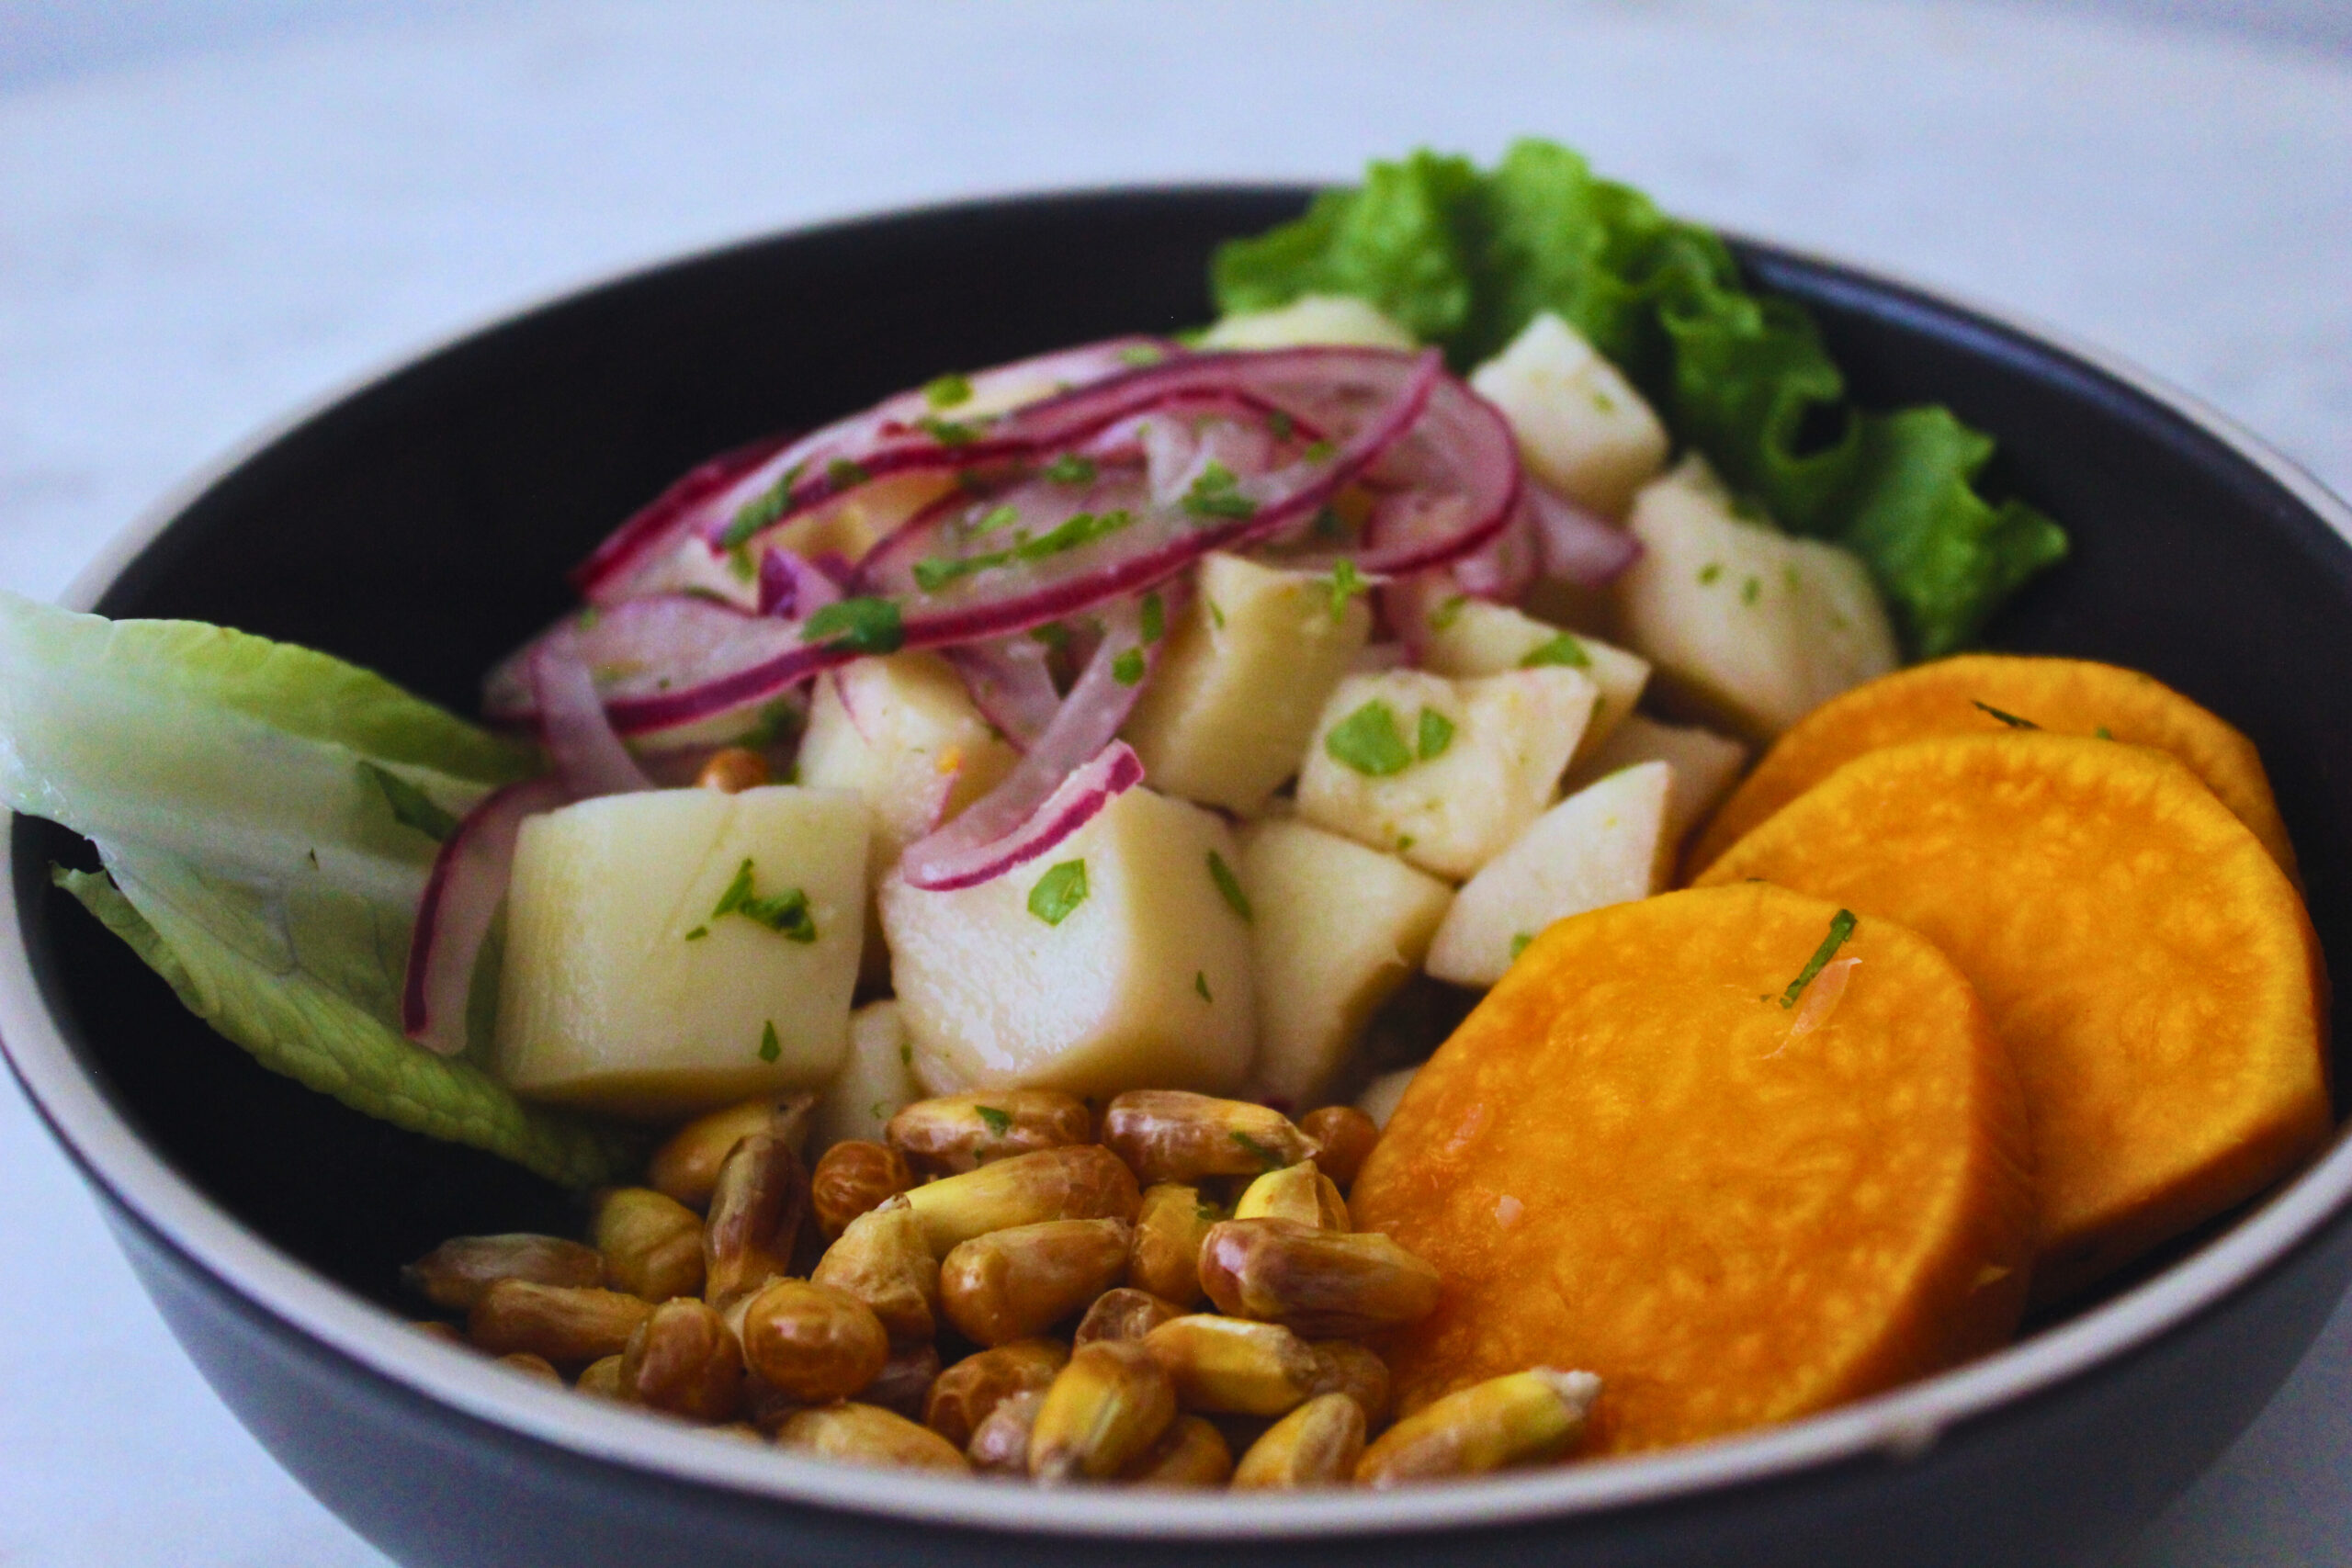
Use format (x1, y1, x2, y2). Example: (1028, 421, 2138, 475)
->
(6, 185, 2352, 1540)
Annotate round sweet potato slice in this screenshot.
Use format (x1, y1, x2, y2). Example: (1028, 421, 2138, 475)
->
(1684, 654, 2295, 880)
(1697, 733, 2328, 1306)
(1350, 884, 2035, 1457)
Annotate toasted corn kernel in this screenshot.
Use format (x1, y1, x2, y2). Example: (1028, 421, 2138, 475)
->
(1232, 1161, 1350, 1231)
(577, 1353, 627, 1400)
(1123, 1415, 1233, 1487)
(594, 1187, 707, 1303)
(810, 1194, 941, 1346)
(1101, 1091, 1319, 1185)
(1233, 1392, 1365, 1489)
(620, 1298, 744, 1422)
(887, 1090, 1093, 1175)
(864, 1341, 942, 1421)
(924, 1338, 1069, 1449)
(412, 1319, 465, 1345)
(736, 1279, 888, 1404)
(404, 1234, 602, 1311)
(1126, 1183, 1217, 1306)
(966, 1390, 1046, 1476)
(1198, 1218, 1440, 1338)
(1355, 1368, 1603, 1487)
(1028, 1339, 1179, 1484)
(810, 1141, 915, 1239)
(1307, 1340, 1391, 1427)
(941, 1218, 1133, 1347)
(1140, 1314, 1320, 1416)
(1298, 1105, 1380, 1190)
(775, 1402, 972, 1473)
(903, 1145, 1139, 1258)
(650, 1092, 816, 1210)
(704, 1133, 810, 1308)
(469, 1280, 653, 1365)
(696, 747, 771, 794)
(500, 1351, 563, 1383)
(1073, 1286, 1183, 1348)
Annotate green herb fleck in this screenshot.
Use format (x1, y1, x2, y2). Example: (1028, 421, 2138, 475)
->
(758, 1021, 782, 1063)
(912, 555, 985, 592)
(1111, 647, 1147, 686)
(971, 502, 1022, 536)
(1418, 707, 1455, 761)
(1041, 453, 1098, 485)
(2095, 726, 2114, 739)
(1206, 850, 1252, 922)
(1028, 859, 1090, 926)
(923, 371, 973, 408)
(711, 858, 819, 942)
(1207, 599, 1227, 630)
(1741, 576, 1761, 605)
(1230, 1130, 1283, 1171)
(1429, 594, 1470, 633)
(359, 762, 459, 842)
(825, 457, 871, 490)
(899, 1041, 914, 1066)
(1308, 504, 1348, 541)
(1194, 970, 1213, 1002)
(1324, 558, 1370, 618)
(1780, 909, 1859, 1010)
(684, 926, 708, 942)
(1324, 699, 1414, 776)
(1140, 592, 1166, 644)
(1115, 343, 1166, 367)
(1268, 410, 1295, 441)
(727, 545, 758, 582)
(803, 596, 904, 654)
(975, 1105, 1014, 1137)
(720, 461, 807, 549)
(1973, 700, 2041, 730)
(918, 415, 978, 446)
(1698, 562, 1724, 586)
(1017, 507, 1136, 561)
(1510, 931, 1534, 961)
(1396, 834, 1415, 852)
(740, 699, 804, 751)
(1182, 461, 1256, 521)
(1031, 623, 1071, 654)
(576, 606, 601, 630)
(1521, 631, 1590, 670)
(1301, 439, 1336, 464)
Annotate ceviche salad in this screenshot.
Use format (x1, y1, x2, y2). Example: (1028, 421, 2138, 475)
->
(2, 141, 2326, 1486)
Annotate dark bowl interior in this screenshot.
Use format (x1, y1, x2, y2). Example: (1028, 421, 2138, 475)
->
(17, 186, 2352, 1363)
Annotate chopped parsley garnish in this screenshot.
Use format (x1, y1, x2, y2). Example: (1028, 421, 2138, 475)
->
(1115, 343, 1166, 367)
(1206, 850, 1252, 922)
(1021, 507, 1136, 560)
(1324, 558, 1370, 618)
(684, 926, 708, 942)
(1230, 1130, 1283, 1171)
(1417, 707, 1455, 761)
(824, 457, 871, 490)
(1697, 561, 1724, 586)
(1301, 439, 1336, 464)
(1741, 576, 1761, 605)
(758, 1021, 782, 1063)
(1308, 505, 1348, 542)
(739, 698, 804, 750)
(1182, 461, 1257, 521)
(2095, 726, 2114, 739)
(912, 555, 987, 592)
(1780, 909, 1858, 1009)
(975, 1105, 1014, 1137)
(721, 461, 806, 549)
(711, 859, 819, 942)
(1111, 648, 1147, 686)
(918, 414, 978, 446)
(1206, 599, 1227, 630)
(1429, 594, 1470, 633)
(1510, 931, 1534, 961)
(1973, 700, 2041, 729)
(1194, 970, 1213, 1002)
(1140, 592, 1166, 644)
(1041, 452, 1098, 485)
(1324, 699, 1414, 776)
(576, 605, 601, 630)
(971, 502, 1022, 536)
(1521, 632, 1591, 670)
(1028, 859, 1090, 926)
(1267, 410, 1295, 440)
(803, 596, 904, 654)
(359, 761, 458, 842)
(899, 1040, 914, 1066)
(923, 371, 973, 408)
(1030, 621, 1072, 652)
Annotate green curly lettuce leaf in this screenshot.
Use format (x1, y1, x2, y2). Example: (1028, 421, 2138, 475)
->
(1211, 139, 2067, 655)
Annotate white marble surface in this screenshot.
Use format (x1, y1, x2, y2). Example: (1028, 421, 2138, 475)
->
(2, 3, 2348, 1563)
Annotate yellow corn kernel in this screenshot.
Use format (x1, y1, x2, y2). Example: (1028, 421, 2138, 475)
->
(775, 1402, 972, 1472)
(1028, 1340, 1179, 1483)
(887, 1090, 1095, 1176)
(1101, 1091, 1319, 1184)
(923, 1338, 1070, 1449)
(940, 1218, 1132, 1347)
(594, 1187, 707, 1303)
(1126, 1183, 1217, 1307)
(734, 1279, 888, 1404)
(810, 1194, 940, 1347)
(1198, 1218, 1439, 1338)
(902, 1145, 1139, 1257)
(1233, 1392, 1365, 1489)
(1140, 1314, 1320, 1416)
(1355, 1368, 1602, 1487)
(1232, 1161, 1351, 1231)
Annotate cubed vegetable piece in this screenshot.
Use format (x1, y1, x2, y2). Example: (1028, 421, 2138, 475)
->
(1296, 668, 1595, 880)
(1466, 311, 1668, 517)
(1123, 553, 1373, 816)
(1238, 819, 1454, 1107)
(1412, 598, 1648, 764)
(495, 786, 867, 1120)
(1616, 457, 1896, 739)
(879, 786, 1256, 1099)
(1354, 1067, 1419, 1131)
(1426, 761, 1671, 987)
(811, 999, 921, 1154)
(1199, 295, 1419, 352)
(1566, 715, 1749, 857)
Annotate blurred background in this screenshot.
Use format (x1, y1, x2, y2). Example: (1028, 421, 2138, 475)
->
(2, 3, 2346, 1563)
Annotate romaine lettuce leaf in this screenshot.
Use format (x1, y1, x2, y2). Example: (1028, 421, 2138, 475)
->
(0, 592, 630, 1188)
(1211, 139, 2067, 655)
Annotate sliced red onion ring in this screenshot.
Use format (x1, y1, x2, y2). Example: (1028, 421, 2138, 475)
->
(401, 774, 566, 1055)
(484, 596, 830, 739)
(1526, 483, 1643, 585)
(569, 434, 794, 601)
(1452, 491, 1540, 603)
(758, 547, 843, 620)
(529, 642, 656, 796)
(945, 635, 1063, 752)
(899, 740, 1145, 894)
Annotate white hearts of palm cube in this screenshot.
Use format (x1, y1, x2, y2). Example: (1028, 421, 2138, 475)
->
(1616, 457, 1897, 739)
(798, 649, 1018, 867)
(1237, 818, 1454, 1108)
(1467, 310, 1669, 517)
(810, 998, 922, 1154)
(494, 785, 868, 1120)
(1565, 714, 1749, 854)
(1411, 596, 1650, 764)
(1123, 552, 1373, 816)
(878, 785, 1257, 1100)
(1425, 761, 1673, 987)
(1198, 294, 1420, 352)
(1295, 666, 1596, 880)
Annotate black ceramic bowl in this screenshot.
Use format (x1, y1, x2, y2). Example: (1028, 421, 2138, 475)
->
(6, 189, 2352, 1568)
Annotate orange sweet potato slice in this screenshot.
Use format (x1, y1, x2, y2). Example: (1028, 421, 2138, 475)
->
(1351, 884, 2035, 1457)
(1684, 655, 2295, 880)
(1697, 733, 2329, 1305)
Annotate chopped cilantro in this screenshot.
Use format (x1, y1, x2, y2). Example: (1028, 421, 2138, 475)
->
(758, 1021, 782, 1063)
(2095, 726, 2114, 739)
(710, 858, 819, 942)
(739, 699, 803, 750)
(720, 461, 806, 549)
(923, 371, 973, 408)
(1698, 561, 1724, 586)
(1396, 834, 1415, 852)
(1325, 699, 1414, 775)
(1206, 850, 1252, 922)
(359, 761, 458, 842)
(1017, 507, 1136, 562)
(1030, 621, 1072, 652)
(1111, 648, 1147, 686)
(1115, 343, 1166, 367)
(1973, 700, 2041, 730)
(1417, 707, 1455, 761)
(1230, 1130, 1283, 1171)
(1268, 410, 1295, 440)
(970, 502, 1022, 536)
(1741, 576, 1761, 605)
(918, 415, 978, 446)
(899, 1040, 914, 1066)
(1510, 931, 1534, 961)
(975, 1105, 1014, 1137)
(825, 457, 871, 490)
(1041, 453, 1098, 485)
(1780, 909, 1858, 1009)
(684, 926, 708, 942)
(1182, 461, 1256, 521)
(1521, 632, 1591, 670)
(1207, 599, 1227, 630)
(1325, 558, 1371, 618)
(1308, 505, 1348, 542)
(803, 596, 904, 654)
(913, 554, 989, 592)
(1301, 439, 1336, 463)
(1194, 970, 1213, 1003)
(1429, 593, 1470, 633)
(576, 605, 601, 630)
(1028, 859, 1090, 926)
(1140, 592, 1165, 644)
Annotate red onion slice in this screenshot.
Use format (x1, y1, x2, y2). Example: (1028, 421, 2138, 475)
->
(758, 547, 843, 620)
(401, 774, 566, 1055)
(569, 434, 795, 602)
(483, 596, 832, 739)
(945, 635, 1063, 752)
(530, 643, 656, 797)
(899, 740, 1145, 894)
(1526, 483, 1643, 586)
